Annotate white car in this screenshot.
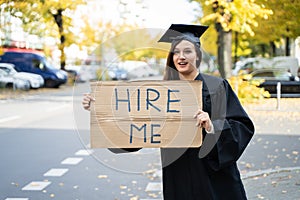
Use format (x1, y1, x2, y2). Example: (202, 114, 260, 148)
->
(0, 63, 44, 88)
(65, 65, 91, 82)
(119, 61, 159, 79)
(0, 69, 30, 90)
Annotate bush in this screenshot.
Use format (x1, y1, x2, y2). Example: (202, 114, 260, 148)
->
(227, 74, 270, 104)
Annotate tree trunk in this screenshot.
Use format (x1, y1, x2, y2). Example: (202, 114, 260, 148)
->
(285, 37, 290, 56)
(53, 9, 66, 70)
(234, 31, 238, 69)
(270, 41, 276, 57)
(260, 44, 266, 57)
(216, 23, 232, 79)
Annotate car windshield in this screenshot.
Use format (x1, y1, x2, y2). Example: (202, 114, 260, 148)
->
(0, 67, 12, 75)
(0, 69, 9, 76)
(252, 70, 290, 81)
(273, 71, 290, 80)
(253, 71, 274, 78)
(41, 57, 57, 70)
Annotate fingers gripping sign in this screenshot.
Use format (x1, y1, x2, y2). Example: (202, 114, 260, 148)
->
(82, 93, 95, 111)
(194, 109, 214, 133)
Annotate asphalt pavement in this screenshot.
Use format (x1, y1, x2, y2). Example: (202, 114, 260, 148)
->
(1, 81, 299, 200)
(241, 98, 300, 200)
(243, 167, 300, 200)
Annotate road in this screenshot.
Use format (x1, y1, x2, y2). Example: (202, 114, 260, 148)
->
(0, 82, 162, 200)
(0, 80, 299, 200)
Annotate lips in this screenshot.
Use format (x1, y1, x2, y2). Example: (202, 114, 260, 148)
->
(178, 62, 188, 65)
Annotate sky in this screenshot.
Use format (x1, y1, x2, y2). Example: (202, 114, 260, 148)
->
(63, 0, 204, 63)
(127, 0, 202, 28)
(86, 0, 202, 29)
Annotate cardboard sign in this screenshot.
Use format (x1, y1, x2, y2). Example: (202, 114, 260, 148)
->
(90, 80, 202, 148)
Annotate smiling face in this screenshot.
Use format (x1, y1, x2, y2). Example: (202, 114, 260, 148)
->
(172, 40, 199, 77)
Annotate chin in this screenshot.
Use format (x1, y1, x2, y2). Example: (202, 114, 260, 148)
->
(176, 66, 189, 72)
(178, 67, 192, 73)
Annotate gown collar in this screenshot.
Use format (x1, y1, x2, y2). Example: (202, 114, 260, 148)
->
(194, 73, 203, 81)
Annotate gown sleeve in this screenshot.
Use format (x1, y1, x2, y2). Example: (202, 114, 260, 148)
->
(108, 148, 141, 154)
(203, 79, 255, 171)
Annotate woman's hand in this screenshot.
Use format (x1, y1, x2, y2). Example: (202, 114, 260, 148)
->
(82, 93, 95, 111)
(194, 109, 213, 133)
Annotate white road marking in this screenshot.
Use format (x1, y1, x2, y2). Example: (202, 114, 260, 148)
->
(46, 104, 69, 112)
(75, 149, 93, 156)
(145, 182, 162, 192)
(0, 115, 21, 123)
(61, 157, 83, 165)
(5, 198, 29, 200)
(154, 169, 162, 178)
(140, 199, 161, 200)
(21, 181, 51, 191)
(43, 168, 69, 177)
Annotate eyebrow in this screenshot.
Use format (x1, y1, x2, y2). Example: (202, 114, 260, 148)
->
(174, 47, 193, 51)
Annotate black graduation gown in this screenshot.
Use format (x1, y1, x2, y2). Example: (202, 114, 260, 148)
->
(161, 73, 255, 200)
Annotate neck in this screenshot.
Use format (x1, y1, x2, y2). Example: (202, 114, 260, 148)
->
(179, 71, 199, 80)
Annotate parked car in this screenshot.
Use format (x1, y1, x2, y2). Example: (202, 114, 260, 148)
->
(0, 63, 44, 89)
(233, 57, 272, 75)
(119, 61, 159, 79)
(0, 48, 67, 88)
(247, 68, 300, 97)
(107, 63, 128, 80)
(0, 69, 30, 90)
(233, 56, 299, 76)
(65, 65, 90, 83)
(272, 56, 299, 77)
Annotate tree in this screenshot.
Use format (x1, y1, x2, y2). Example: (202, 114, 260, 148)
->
(251, 0, 300, 57)
(0, 0, 85, 70)
(112, 25, 158, 61)
(191, 0, 272, 78)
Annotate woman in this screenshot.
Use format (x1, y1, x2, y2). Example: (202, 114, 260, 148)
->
(82, 24, 255, 200)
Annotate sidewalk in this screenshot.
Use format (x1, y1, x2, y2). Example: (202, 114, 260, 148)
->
(243, 98, 300, 135)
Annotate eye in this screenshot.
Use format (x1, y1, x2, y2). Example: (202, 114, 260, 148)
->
(173, 50, 180, 55)
(184, 49, 192, 54)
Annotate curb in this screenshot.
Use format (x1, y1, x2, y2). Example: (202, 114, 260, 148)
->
(242, 166, 300, 180)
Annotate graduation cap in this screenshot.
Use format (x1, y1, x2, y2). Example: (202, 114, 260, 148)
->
(158, 24, 209, 46)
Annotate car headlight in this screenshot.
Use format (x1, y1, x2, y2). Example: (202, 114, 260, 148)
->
(121, 73, 127, 79)
(109, 71, 116, 78)
(39, 77, 44, 83)
(56, 72, 64, 79)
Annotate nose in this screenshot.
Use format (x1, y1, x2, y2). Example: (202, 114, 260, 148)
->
(179, 51, 185, 59)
